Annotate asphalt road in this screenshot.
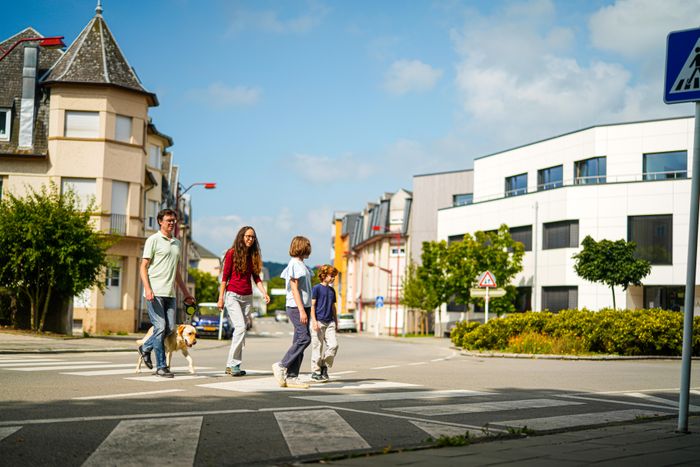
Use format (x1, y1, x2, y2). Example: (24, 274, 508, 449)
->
(1, 318, 699, 466)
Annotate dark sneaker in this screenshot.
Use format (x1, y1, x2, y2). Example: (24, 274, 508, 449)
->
(311, 372, 324, 382)
(321, 366, 329, 382)
(155, 368, 174, 378)
(138, 346, 153, 370)
(231, 365, 246, 377)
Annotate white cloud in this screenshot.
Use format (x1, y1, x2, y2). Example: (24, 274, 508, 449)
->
(228, 0, 329, 34)
(188, 82, 261, 108)
(306, 207, 333, 234)
(383, 59, 443, 95)
(291, 153, 374, 184)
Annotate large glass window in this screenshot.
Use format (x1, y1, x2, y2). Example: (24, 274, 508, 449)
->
(115, 115, 132, 143)
(505, 173, 527, 197)
(61, 178, 96, 210)
(644, 286, 684, 311)
(643, 151, 687, 180)
(537, 165, 563, 191)
(148, 144, 162, 169)
(628, 214, 673, 264)
(510, 225, 532, 251)
(515, 286, 532, 312)
(543, 220, 579, 249)
(453, 193, 473, 207)
(575, 156, 606, 184)
(0, 109, 10, 141)
(542, 286, 577, 312)
(65, 111, 99, 138)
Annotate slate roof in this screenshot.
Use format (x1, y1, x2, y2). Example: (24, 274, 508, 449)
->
(42, 11, 157, 106)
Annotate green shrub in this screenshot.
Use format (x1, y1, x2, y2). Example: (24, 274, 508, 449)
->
(450, 321, 480, 346)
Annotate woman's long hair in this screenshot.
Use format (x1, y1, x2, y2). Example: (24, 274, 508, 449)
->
(229, 226, 262, 275)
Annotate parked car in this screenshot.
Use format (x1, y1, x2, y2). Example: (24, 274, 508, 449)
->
(274, 309, 289, 322)
(191, 302, 233, 339)
(337, 313, 357, 332)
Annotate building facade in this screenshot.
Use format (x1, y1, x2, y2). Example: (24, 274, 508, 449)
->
(437, 116, 698, 323)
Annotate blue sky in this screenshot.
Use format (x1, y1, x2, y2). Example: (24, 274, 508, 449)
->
(3, 0, 700, 266)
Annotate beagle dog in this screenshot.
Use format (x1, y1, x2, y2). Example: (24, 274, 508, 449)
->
(136, 324, 198, 374)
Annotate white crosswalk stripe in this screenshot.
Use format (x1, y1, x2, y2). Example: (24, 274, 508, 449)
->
(10, 363, 135, 371)
(495, 409, 664, 431)
(293, 389, 491, 403)
(624, 392, 700, 412)
(198, 377, 417, 393)
(410, 420, 478, 439)
(275, 409, 370, 456)
(387, 398, 584, 416)
(0, 358, 62, 364)
(0, 426, 21, 441)
(0, 360, 105, 368)
(82, 416, 202, 467)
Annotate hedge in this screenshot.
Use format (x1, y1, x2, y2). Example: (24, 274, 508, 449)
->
(450, 308, 700, 356)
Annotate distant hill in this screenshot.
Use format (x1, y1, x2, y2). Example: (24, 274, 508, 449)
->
(264, 261, 287, 278)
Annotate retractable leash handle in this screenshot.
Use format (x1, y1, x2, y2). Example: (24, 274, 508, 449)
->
(184, 300, 198, 324)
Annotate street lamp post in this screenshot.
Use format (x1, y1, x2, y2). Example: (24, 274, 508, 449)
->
(372, 225, 402, 337)
(0, 36, 66, 63)
(367, 261, 392, 336)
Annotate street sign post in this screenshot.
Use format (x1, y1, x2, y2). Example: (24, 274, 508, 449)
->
(665, 26, 700, 433)
(475, 271, 497, 323)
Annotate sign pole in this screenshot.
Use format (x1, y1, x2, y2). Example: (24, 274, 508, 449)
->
(485, 286, 490, 323)
(679, 101, 700, 433)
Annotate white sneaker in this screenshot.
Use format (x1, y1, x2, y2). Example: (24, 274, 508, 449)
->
(272, 362, 287, 387)
(285, 377, 309, 389)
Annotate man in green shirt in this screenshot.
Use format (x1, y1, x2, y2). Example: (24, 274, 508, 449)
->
(139, 209, 195, 378)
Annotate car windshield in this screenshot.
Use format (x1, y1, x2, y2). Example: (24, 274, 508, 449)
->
(198, 305, 220, 317)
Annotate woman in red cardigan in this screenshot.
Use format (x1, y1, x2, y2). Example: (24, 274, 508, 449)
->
(217, 226, 270, 376)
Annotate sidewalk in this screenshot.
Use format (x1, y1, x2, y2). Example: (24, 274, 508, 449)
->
(327, 415, 700, 466)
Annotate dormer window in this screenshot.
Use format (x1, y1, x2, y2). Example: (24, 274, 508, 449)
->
(0, 109, 10, 141)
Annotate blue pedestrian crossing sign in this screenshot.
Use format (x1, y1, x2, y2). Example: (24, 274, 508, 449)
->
(375, 296, 384, 308)
(664, 27, 700, 104)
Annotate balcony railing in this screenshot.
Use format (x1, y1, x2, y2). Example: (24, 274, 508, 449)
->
(110, 213, 127, 235)
(642, 170, 687, 181)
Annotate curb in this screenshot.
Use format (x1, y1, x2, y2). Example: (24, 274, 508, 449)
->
(455, 347, 700, 360)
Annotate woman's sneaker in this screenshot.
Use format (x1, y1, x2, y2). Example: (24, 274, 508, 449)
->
(311, 372, 324, 382)
(230, 365, 246, 377)
(285, 377, 309, 389)
(272, 362, 287, 387)
(321, 366, 330, 382)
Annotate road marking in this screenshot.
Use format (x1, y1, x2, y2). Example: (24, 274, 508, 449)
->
(370, 365, 399, 370)
(692, 390, 700, 396)
(292, 389, 492, 403)
(410, 420, 478, 439)
(73, 389, 186, 400)
(495, 409, 664, 431)
(125, 374, 209, 382)
(10, 364, 135, 371)
(275, 409, 370, 456)
(558, 394, 682, 411)
(387, 398, 583, 416)
(328, 370, 356, 376)
(430, 358, 446, 362)
(408, 362, 428, 366)
(624, 392, 700, 411)
(83, 416, 202, 467)
(0, 360, 105, 368)
(197, 378, 417, 393)
(0, 358, 62, 364)
(0, 426, 21, 441)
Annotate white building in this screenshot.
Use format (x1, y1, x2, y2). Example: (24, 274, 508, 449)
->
(437, 116, 697, 325)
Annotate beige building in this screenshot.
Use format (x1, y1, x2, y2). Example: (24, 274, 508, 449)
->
(0, 5, 183, 334)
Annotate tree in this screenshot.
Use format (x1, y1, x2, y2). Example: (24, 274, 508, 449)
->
(401, 261, 439, 334)
(573, 235, 651, 309)
(188, 268, 219, 302)
(446, 224, 525, 316)
(0, 184, 112, 332)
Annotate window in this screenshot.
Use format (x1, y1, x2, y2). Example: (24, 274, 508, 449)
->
(453, 193, 473, 207)
(505, 173, 527, 197)
(575, 156, 606, 184)
(543, 220, 578, 249)
(514, 286, 532, 312)
(148, 144, 162, 169)
(61, 178, 96, 210)
(510, 225, 532, 251)
(64, 111, 99, 138)
(644, 286, 684, 311)
(146, 200, 159, 230)
(390, 247, 405, 256)
(0, 109, 10, 141)
(115, 115, 132, 143)
(542, 286, 577, 312)
(448, 234, 465, 244)
(643, 151, 687, 180)
(628, 214, 673, 264)
(537, 165, 563, 191)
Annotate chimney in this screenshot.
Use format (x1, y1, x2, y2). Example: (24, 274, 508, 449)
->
(18, 44, 38, 149)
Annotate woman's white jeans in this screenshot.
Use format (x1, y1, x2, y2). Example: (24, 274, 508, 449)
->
(225, 291, 252, 368)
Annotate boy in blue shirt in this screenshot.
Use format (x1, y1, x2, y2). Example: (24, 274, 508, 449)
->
(310, 265, 339, 382)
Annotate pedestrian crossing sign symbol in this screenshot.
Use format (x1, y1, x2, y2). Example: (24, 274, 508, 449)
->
(478, 271, 497, 288)
(664, 27, 700, 104)
(376, 296, 384, 308)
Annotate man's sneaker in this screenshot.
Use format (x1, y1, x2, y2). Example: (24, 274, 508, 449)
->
(321, 366, 330, 382)
(272, 362, 287, 387)
(285, 377, 309, 389)
(311, 372, 324, 382)
(155, 368, 174, 378)
(225, 366, 231, 375)
(230, 365, 246, 377)
(138, 346, 153, 370)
